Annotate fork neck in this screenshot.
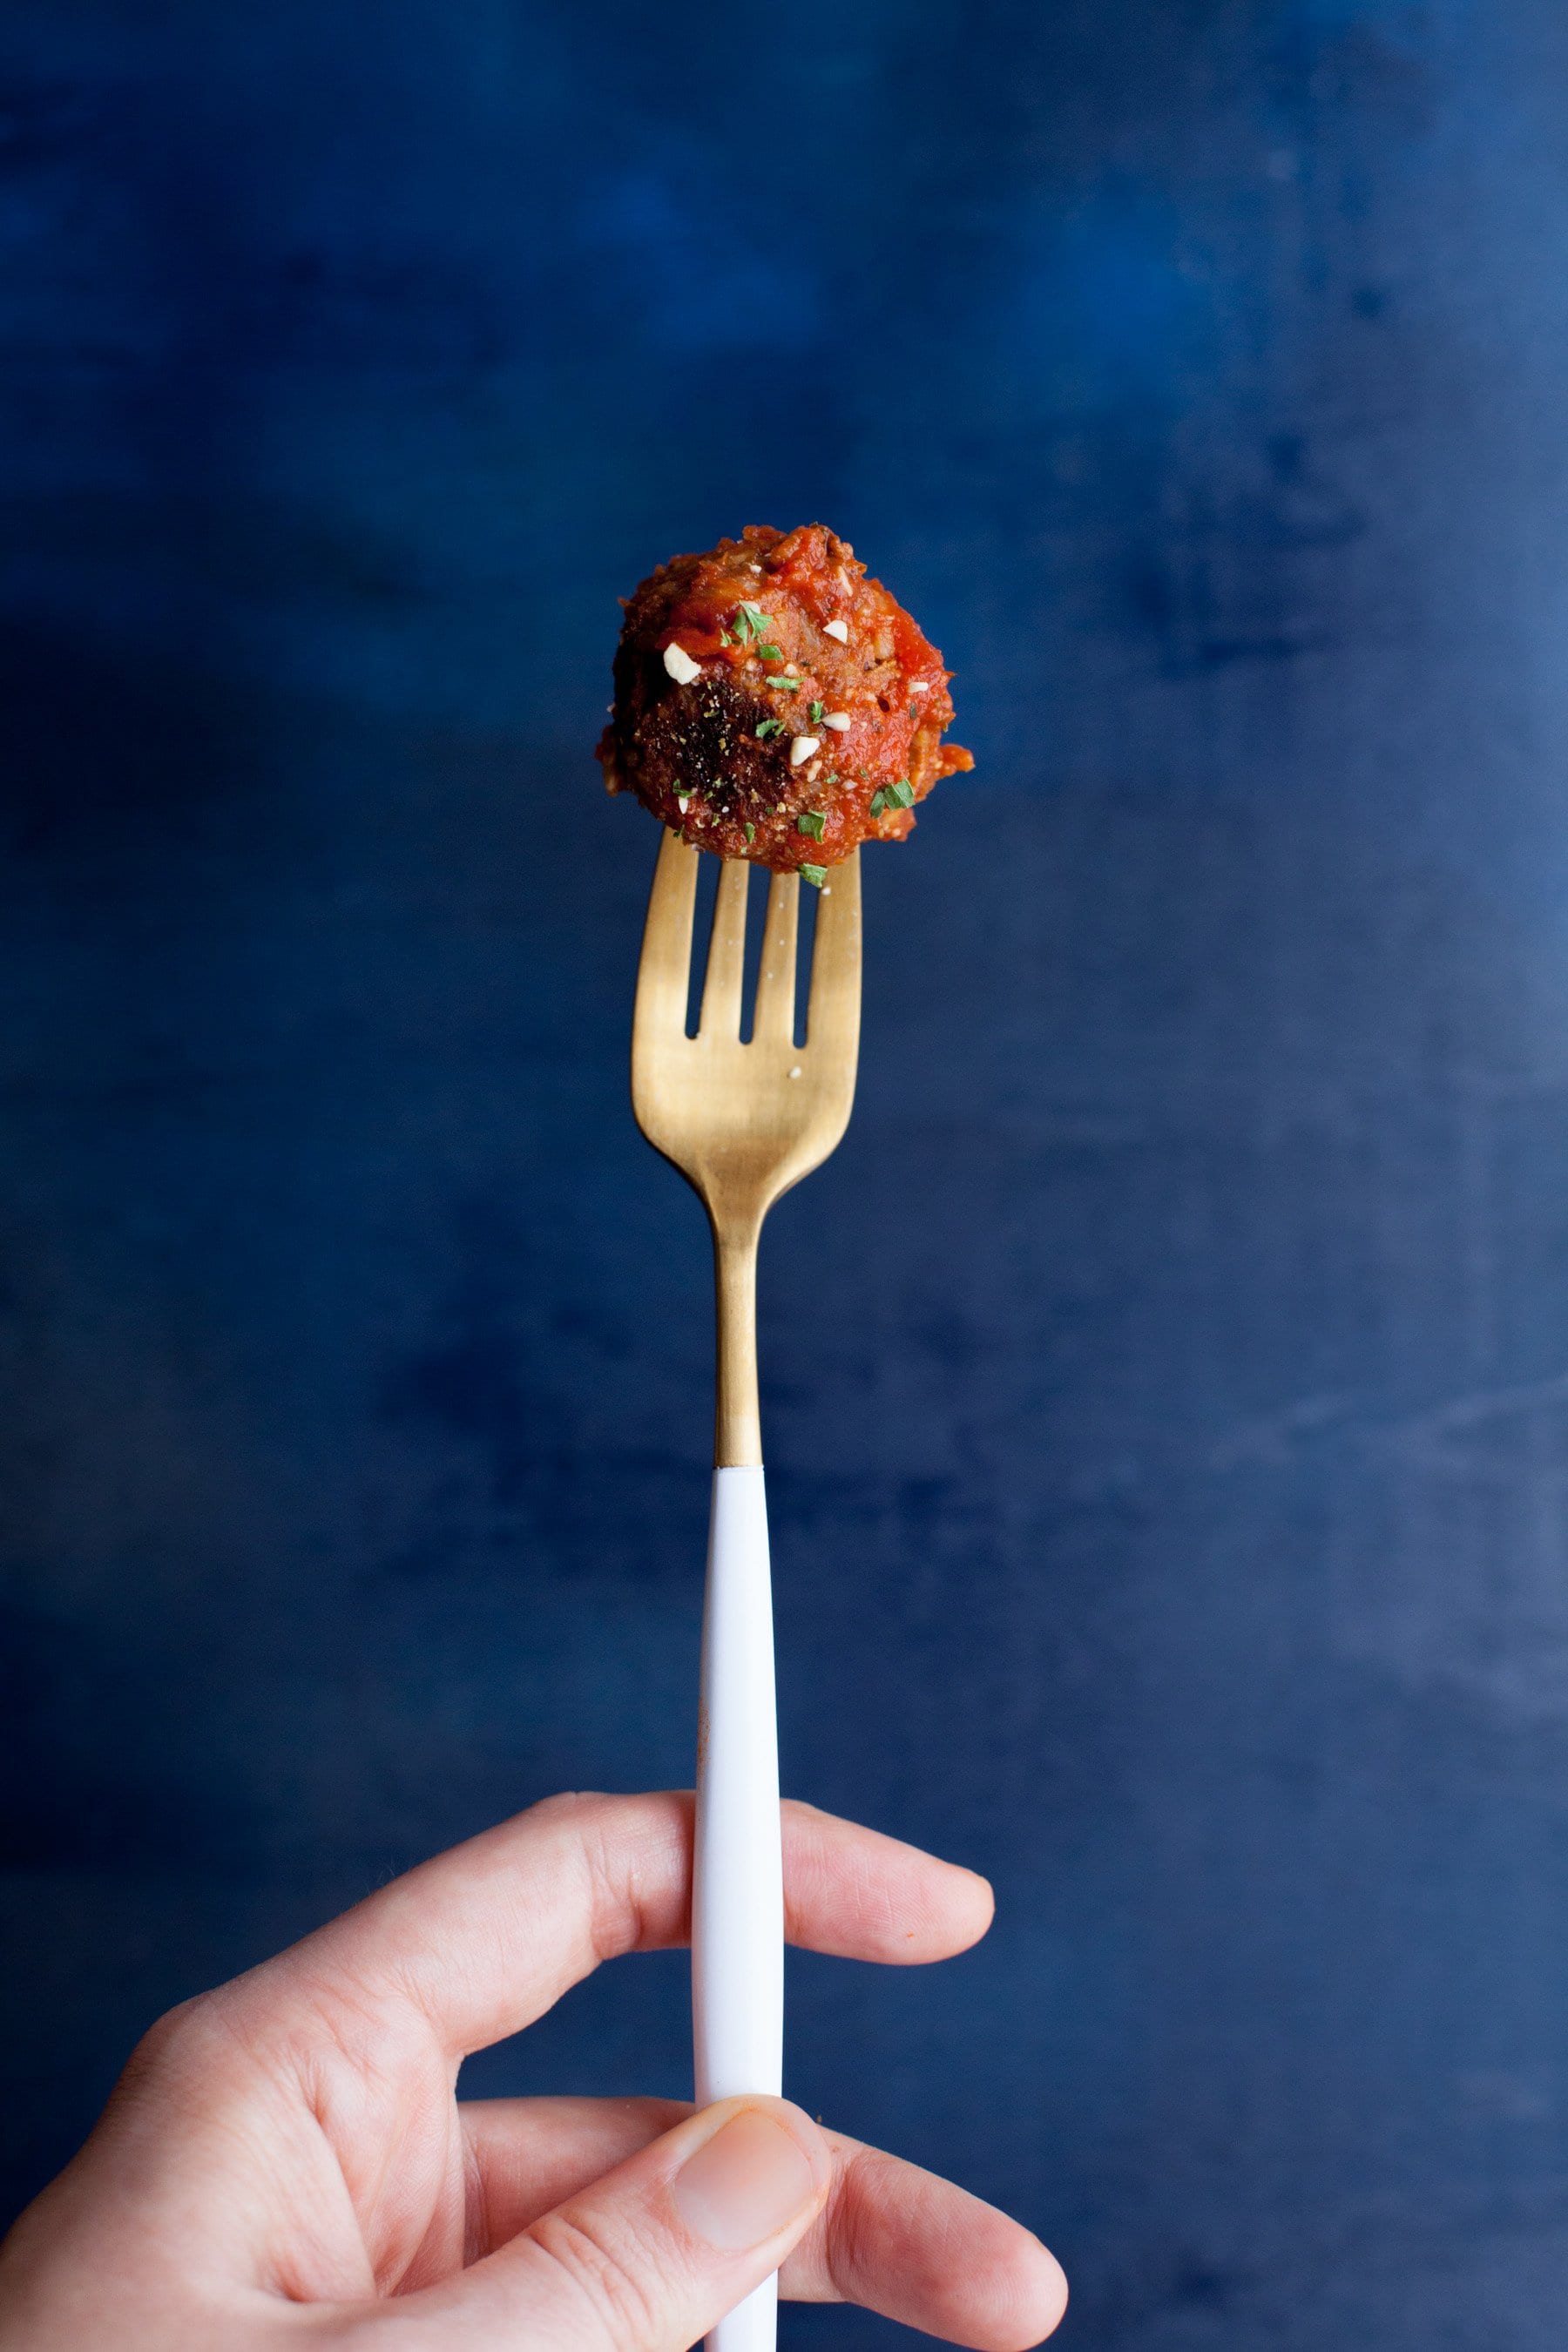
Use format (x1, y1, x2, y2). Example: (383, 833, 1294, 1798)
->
(711, 1217, 763, 1469)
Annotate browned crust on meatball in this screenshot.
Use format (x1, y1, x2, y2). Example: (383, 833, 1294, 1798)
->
(598, 523, 971, 874)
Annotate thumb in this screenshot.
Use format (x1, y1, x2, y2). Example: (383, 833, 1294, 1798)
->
(414, 2096, 831, 2350)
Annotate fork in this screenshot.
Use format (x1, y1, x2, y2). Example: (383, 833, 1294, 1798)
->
(632, 831, 862, 2352)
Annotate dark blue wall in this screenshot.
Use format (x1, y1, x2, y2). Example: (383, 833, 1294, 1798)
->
(6, 3, 1568, 2343)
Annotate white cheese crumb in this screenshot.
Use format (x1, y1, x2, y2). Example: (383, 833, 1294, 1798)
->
(663, 642, 702, 685)
(910, 679, 929, 693)
(676, 794, 690, 812)
(790, 735, 821, 767)
(822, 618, 849, 643)
(788, 1065, 802, 1078)
(822, 710, 851, 733)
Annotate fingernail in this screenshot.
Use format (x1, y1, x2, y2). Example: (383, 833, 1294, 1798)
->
(672, 2105, 823, 2252)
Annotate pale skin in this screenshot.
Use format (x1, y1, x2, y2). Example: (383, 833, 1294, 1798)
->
(0, 1792, 1068, 2350)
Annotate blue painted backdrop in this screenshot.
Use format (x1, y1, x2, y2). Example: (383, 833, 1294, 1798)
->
(6, 2, 1568, 2343)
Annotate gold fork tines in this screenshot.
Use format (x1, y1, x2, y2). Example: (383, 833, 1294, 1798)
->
(632, 834, 862, 1465)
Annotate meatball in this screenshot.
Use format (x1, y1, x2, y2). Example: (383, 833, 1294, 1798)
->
(598, 524, 972, 879)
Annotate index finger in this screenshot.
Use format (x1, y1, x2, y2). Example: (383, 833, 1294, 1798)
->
(233, 1792, 992, 2058)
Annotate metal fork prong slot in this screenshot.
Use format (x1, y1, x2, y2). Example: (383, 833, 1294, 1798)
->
(698, 859, 751, 1037)
(805, 849, 862, 1059)
(633, 829, 700, 1040)
(752, 869, 801, 1046)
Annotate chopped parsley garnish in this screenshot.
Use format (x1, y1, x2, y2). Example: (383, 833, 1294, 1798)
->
(744, 821, 756, 843)
(868, 787, 888, 817)
(797, 811, 827, 841)
(800, 863, 828, 889)
(909, 701, 918, 720)
(731, 605, 791, 664)
(808, 700, 824, 725)
(888, 778, 916, 808)
(755, 717, 786, 740)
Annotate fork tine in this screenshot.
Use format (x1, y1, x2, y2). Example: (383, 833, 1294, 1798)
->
(752, 868, 801, 1046)
(698, 859, 751, 1037)
(632, 828, 699, 1039)
(805, 848, 862, 1059)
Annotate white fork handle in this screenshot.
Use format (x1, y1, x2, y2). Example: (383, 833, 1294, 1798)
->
(693, 1464, 784, 2352)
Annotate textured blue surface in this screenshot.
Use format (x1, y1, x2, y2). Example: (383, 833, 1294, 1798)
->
(7, 2, 1568, 2343)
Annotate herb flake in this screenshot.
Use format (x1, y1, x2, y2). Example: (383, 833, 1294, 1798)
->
(797, 811, 827, 841)
(800, 863, 828, 889)
(755, 718, 786, 740)
(733, 601, 774, 645)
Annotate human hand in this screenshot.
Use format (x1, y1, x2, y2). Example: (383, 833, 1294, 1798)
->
(0, 1792, 1067, 2349)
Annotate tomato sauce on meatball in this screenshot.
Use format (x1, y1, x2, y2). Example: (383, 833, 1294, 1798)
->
(598, 524, 971, 879)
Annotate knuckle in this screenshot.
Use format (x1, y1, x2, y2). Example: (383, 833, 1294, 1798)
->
(526, 2204, 666, 2349)
(822, 2145, 889, 2303)
(531, 1790, 686, 1961)
(110, 1993, 241, 2122)
(125, 1993, 216, 2077)
(527, 1788, 610, 1827)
